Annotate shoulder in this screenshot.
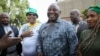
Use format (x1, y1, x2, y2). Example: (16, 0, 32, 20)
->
(81, 29, 90, 35)
(63, 20, 75, 31)
(79, 21, 87, 26)
(10, 25, 18, 29)
(20, 23, 29, 28)
(59, 19, 75, 33)
(39, 23, 47, 30)
(35, 23, 43, 30)
(0, 25, 3, 27)
(80, 29, 91, 40)
(79, 21, 88, 28)
(59, 19, 73, 27)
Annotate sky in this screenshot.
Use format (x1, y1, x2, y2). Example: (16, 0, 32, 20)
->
(28, 0, 56, 23)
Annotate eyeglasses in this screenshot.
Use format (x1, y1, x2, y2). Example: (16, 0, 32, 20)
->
(26, 12, 38, 18)
(27, 14, 36, 16)
(26, 13, 37, 16)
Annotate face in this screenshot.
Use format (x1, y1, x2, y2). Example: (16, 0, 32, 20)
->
(87, 10, 98, 28)
(27, 13, 37, 24)
(70, 11, 79, 23)
(0, 13, 10, 25)
(47, 4, 60, 21)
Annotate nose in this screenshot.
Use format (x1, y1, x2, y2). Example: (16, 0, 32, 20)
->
(87, 16, 92, 21)
(3, 17, 9, 20)
(49, 10, 54, 13)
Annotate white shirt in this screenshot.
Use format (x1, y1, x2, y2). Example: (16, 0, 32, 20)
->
(3, 25, 16, 53)
(19, 23, 42, 54)
(3, 25, 14, 37)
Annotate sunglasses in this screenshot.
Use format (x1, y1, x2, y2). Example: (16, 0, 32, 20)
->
(26, 12, 38, 18)
(26, 13, 36, 16)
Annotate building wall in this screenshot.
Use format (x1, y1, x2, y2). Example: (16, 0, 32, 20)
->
(57, 0, 100, 20)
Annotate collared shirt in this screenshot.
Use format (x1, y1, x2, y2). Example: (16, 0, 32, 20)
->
(38, 18, 78, 56)
(28, 22, 39, 31)
(19, 22, 42, 54)
(73, 24, 79, 33)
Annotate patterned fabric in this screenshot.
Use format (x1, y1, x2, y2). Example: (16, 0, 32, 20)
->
(37, 18, 78, 56)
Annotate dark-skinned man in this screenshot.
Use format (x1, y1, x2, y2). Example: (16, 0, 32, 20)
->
(19, 8, 41, 56)
(70, 9, 88, 40)
(37, 3, 78, 56)
(0, 12, 32, 56)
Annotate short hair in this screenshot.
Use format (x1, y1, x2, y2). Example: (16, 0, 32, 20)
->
(48, 3, 61, 11)
(0, 12, 10, 18)
(70, 9, 81, 16)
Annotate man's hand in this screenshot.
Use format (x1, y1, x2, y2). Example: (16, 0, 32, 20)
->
(20, 31, 33, 38)
(0, 31, 21, 49)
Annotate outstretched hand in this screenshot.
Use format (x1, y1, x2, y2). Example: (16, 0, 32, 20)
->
(0, 31, 21, 49)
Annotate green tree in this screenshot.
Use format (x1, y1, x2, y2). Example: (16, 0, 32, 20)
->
(0, 0, 29, 28)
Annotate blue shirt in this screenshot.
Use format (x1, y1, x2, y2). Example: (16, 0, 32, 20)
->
(37, 18, 78, 56)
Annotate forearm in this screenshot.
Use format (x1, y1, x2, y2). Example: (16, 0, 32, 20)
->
(37, 41, 42, 53)
(69, 36, 78, 56)
(0, 41, 7, 50)
(67, 28, 78, 56)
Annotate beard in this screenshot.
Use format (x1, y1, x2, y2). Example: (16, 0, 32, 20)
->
(1, 22, 9, 26)
(48, 18, 58, 23)
(3, 23, 9, 26)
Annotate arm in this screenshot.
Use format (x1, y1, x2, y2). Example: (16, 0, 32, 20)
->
(0, 31, 22, 50)
(37, 32, 42, 56)
(77, 30, 87, 56)
(19, 24, 33, 39)
(67, 26, 78, 56)
(37, 27, 44, 56)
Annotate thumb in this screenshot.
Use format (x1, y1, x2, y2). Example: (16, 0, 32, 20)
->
(3, 31, 12, 38)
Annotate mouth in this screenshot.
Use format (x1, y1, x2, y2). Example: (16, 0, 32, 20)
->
(49, 14, 55, 18)
(87, 21, 95, 27)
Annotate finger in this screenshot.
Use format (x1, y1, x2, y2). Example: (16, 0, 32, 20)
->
(30, 31, 32, 32)
(30, 31, 33, 33)
(6, 31, 12, 36)
(11, 38, 22, 41)
(31, 32, 34, 34)
(2, 31, 12, 39)
(9, 38, 21, 43)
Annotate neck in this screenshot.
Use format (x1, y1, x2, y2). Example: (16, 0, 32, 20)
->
(88, 27, 94, 30)
(30, 23, 34, 25)
(29, 22, 36, 25)
(48, 19, 57, 23)
(2, 24, 9, 26)
(73, 21, 79, 25)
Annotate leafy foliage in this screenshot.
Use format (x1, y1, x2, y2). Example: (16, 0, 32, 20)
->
(82, 9, 88, 16)
(0, 0, 29, 27)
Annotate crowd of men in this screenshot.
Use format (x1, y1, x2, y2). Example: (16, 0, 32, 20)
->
(0, 3, 100, 56)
